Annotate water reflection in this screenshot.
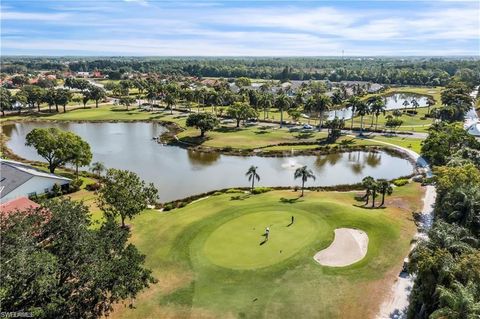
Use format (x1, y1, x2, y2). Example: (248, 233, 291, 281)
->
(326, 93, 429, 120)
(3, 122, 414, 201)
(187, 150, 220, 166)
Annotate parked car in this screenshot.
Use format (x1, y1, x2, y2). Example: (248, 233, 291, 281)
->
(302, 124, 313, 130)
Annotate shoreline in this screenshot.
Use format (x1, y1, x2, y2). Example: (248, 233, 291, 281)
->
(2, 119, 419, 164)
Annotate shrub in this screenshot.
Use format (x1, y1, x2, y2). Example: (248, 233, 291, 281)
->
(69, 178, 84, 192)
(251, 187, 272, 195)
(226, 188, 243, 194)
(176, 201, 187, 208)
(85, 182, 101, 191)
(392, 178, 409, 187)
(52, 183, 63, 197)
(212, 191, 223, 196)
(163, 203, 174, 211)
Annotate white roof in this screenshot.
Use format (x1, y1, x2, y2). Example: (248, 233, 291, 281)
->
(466, 122, 480, 137)
(0, 159, 71, 181)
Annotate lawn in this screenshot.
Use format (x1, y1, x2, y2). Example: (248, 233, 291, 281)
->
(1, 104, 425, 153)
(110, 183, 423, 319)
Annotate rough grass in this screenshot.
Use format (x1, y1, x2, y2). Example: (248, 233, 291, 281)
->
(111, 184, 423, 319)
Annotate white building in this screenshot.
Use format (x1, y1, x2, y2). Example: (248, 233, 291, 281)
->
(466, 122, 480, 137)
(0, 159, 71, 202)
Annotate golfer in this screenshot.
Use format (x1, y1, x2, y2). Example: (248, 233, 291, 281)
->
(265, 227, 270, 241)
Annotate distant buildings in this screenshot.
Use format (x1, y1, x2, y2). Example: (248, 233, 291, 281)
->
(0, 159, 71, 202)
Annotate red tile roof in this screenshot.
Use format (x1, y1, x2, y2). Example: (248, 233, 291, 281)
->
(1, 196, 40, 216)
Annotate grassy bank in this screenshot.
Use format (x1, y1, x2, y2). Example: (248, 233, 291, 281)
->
(110, 184, 423, 319)
(1, 104, 424, 154)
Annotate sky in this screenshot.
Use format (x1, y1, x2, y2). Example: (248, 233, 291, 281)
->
(1, 0, 479, 56)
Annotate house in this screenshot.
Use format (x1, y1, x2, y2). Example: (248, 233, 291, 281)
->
(0, 196, 40, 217)
(0, 159, 71, 202)
(92, 71, 103, 78)
(466, 122, 480, 137)
(76, 71, 90, 78)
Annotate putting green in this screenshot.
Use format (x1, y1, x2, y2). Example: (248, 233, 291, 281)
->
(202, 210, 322, 269)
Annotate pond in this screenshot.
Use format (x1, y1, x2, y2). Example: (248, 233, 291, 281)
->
(2, 122, 415, 202)
(326, 92, 430, 120)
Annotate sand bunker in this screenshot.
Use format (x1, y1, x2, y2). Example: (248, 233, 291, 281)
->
(314, 228, 368, 267)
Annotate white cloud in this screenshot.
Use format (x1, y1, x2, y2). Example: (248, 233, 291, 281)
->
(1, 1, 478, 55)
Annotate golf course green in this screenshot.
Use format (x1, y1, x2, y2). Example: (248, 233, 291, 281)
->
(112, 184, 422, 319)
(204, 210, 323, 269)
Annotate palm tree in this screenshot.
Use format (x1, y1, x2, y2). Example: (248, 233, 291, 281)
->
(345, 96, 361, 130)
(431, 281, 480, 319)
(331, 90, 343, 118)
(356, 101, 369, 135)
(259, 93, 273, 120)
(377, 179, 393, 206)
(245, 165, 260, 192)
(90, 161, 106, 177)
(275, 93, 292, 128)
(402, 99, 410, 110)
(315, 94, 332, 131)
(369, 97, 387, 130)
(362, 176, 376, 206)
(294, 166, 316, 197)
(411, 98, 420, 110)
(165, 94, 176, 115)
(426, 97, 435, 115)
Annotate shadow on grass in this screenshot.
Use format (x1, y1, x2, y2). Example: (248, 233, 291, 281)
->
(339, 138, 356, 146)
(160, 281, 194, 306)
(176, 135, 210, 146)
(214, 126, 242, 133)
(280, 197, 303, 204)
(352, 204, 387, 210)
(295, 132, 314, 140)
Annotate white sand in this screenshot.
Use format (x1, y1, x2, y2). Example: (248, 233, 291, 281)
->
(313, 228, 369, 267)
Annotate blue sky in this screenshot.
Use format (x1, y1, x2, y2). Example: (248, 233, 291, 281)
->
(1, 0, 479, 56)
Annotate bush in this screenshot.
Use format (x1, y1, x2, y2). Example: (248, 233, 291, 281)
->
(226, 188, 243, 194)
(68, 178, 84, 192)
(212, 191, 223, 196)
(163, 203, 174, 211)
(392, 178, 409, 187)
(52, 183, 63, 197)
(85, 182, 101, 191)
(176, 201, 187, 208)
(251, 187, 272, 195)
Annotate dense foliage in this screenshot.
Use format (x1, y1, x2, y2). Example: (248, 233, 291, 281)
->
(25, 127, 92, 173)
(0, 199, 155, 318)
(2, 57, 479, 86)
(409, 105, 480, 318)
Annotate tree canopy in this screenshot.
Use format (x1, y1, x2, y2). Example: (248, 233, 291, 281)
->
(97, 168, 159, 228)
(0, 198, 155, 318)
(25, 127, 92, 173)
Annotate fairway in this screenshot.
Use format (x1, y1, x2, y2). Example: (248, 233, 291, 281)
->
(112, 184, 423, 319)
(204, 210, 322, 269)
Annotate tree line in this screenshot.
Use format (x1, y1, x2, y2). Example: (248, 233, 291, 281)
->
(407, 83, 480, 318)
(2, 57, 479, 86)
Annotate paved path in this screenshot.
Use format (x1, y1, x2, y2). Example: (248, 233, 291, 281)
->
(372, 141, 435, 319)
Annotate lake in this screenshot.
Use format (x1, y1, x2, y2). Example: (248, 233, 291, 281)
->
(2, 122, 415, 201)
(326, 92, 429, 120)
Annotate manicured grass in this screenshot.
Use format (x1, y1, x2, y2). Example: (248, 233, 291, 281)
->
(204, 210, 321, 269)
(1, 104, 425, 152)
(111, 184, 423, 319)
